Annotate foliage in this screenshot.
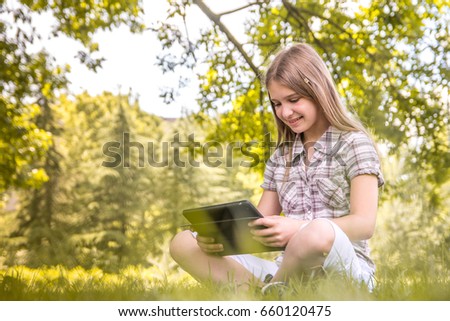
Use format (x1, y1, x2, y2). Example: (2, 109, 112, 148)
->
(0, 47, 65, 191)
(0, 0, 144, 193)
(1, 90, 261, 270)
(1, 0, 449, 297)
(3, 92, 163, 269)
(8, 60, 66, 268)
(152, 0, 450, 183)
(371, 149, 450, 274)
(152, 0, 450, 289)
(144, 114, 264, 251)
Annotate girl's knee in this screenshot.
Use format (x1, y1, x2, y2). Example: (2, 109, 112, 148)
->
(287, 219, 335, 255)
(169, 230, 196, 262)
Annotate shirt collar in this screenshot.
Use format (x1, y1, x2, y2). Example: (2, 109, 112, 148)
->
(292, 126, 343, 158)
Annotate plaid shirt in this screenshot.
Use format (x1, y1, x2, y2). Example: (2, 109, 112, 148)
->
(261, 126, 384, 270)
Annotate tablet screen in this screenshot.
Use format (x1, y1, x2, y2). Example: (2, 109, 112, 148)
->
(182, 200, 262, 225)
(182, 200, 283, 255)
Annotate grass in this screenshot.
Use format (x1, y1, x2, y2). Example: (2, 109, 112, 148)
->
(0, 263, 448, 301)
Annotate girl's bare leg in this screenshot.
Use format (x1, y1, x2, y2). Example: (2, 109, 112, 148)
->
(170, 230, 261, 287)
(272, 219, 335, 282)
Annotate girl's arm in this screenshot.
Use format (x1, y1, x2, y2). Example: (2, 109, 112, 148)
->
(332, 174, 379, 241)
(256, 190, 282, 217)
(251, 190, 307, 247)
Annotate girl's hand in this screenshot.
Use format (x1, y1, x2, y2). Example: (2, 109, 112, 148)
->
(249, 216, 307, 248)
(196, 235, 224, 254)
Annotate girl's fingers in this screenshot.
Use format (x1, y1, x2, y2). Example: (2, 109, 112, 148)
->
(249, 215, 285, 228)
(250, 226, 274, 237)
(200, 245, 224, 253)
(197, 239, 224, 253)
(253, 235, 283, 247)
(249, 218, 267, 227)
(196, 235, 215, 243)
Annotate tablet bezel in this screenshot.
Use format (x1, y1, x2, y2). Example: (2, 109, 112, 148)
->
(182, 200, 263, 225)
(182, 200, 283, 255)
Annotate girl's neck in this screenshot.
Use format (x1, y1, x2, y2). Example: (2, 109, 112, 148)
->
(301, 119, 330, 144)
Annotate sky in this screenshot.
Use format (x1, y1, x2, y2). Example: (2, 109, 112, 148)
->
(32, 0, 248, 119)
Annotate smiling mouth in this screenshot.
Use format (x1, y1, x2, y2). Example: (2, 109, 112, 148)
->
(287, 116, 303, 125)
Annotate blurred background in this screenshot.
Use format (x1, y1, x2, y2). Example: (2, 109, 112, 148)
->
(0, 0, 449, 297)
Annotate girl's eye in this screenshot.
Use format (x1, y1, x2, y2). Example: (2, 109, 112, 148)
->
(289, 98, 299, 103)
(272, 102, 281, 107)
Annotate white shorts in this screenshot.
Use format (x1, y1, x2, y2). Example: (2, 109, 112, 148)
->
(229, 218, 374, 289)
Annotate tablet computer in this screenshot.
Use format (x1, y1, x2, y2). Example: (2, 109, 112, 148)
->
(182, 200, 284, 255)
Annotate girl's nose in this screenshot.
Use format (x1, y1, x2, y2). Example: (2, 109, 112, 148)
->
(281, 104, 293, 119)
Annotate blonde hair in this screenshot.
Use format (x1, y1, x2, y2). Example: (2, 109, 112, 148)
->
(264, 43, 369, 148)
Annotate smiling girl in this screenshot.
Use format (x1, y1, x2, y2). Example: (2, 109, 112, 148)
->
(170, 43, 384, 294)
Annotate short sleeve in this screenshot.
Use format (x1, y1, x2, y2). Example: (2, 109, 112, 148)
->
(344, 133, 384, 187)
(260, 151, 279, 191)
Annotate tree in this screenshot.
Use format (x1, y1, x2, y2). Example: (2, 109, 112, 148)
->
(9, 52, 66, 267)
(152, 0, 449, 185)
(0, 0, 145, 193)
(4, 91, 166, 269)
(145, 114, 265, 256)
(54, 92, 162, 269)
(152, 0, 450, 270)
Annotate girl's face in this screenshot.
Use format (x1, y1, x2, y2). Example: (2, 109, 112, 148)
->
(268, 80, 329, 142)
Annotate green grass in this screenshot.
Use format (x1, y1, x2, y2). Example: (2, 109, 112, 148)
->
(0, 263, 448, 301)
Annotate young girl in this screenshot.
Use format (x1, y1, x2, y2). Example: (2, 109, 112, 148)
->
(169, 43, 384, 292)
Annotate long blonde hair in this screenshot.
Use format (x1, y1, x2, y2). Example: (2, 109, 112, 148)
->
(264, 43, 369, 149)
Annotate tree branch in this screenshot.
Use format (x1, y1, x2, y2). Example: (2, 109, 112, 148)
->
(192, 0, 261, 77)
(281, 0, 345, 86)
(217, 1, 263, 17)
(284, 2, 375, 60)
(281, 1, 333, 61)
